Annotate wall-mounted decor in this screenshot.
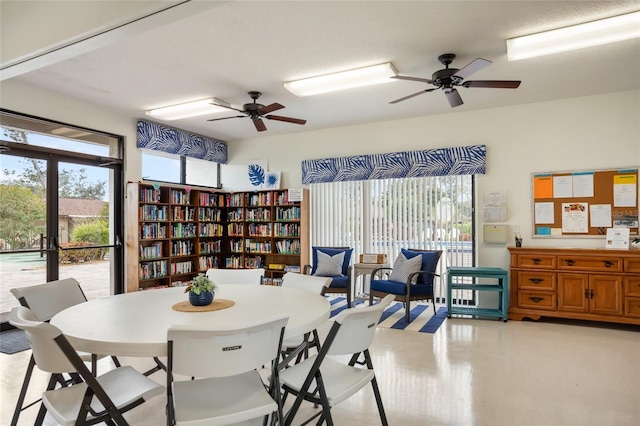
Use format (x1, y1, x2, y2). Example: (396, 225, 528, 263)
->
(301, 144, 486, 184)
(137, 120, 227, 163)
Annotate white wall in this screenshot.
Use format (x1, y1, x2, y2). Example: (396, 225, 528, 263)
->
(2, 78, 639, 275)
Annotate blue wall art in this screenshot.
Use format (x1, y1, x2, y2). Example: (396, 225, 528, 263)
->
(248, 162, 281, 190)
(137, 120, 227, 163)
(301, 144, 486, 184)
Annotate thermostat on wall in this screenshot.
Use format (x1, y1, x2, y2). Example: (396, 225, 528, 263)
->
(484, 224, 507, 244)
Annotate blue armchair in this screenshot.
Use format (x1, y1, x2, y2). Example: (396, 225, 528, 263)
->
(369, 249, 442, 322)
(304, 246, 353, 308)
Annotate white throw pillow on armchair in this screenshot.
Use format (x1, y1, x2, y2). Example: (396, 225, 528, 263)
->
(313, 250, 345, 277)
(389, 252, 422, 283)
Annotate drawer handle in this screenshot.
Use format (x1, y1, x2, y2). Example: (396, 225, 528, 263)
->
(531, 258, 541, 265)
(529, 296, 544, 303)
(564, 259, 575, 266)
(603, 261, 614, 268)
(528, 278, 544, 284)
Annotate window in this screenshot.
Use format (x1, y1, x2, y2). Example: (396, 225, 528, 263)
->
(141, 151, 220, 188)
(309, 175, 474, 302)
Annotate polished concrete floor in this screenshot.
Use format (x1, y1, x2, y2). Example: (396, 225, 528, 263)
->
(1, 315, 638, 426)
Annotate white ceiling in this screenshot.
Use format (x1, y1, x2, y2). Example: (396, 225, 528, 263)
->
(4, 1, 640, 143)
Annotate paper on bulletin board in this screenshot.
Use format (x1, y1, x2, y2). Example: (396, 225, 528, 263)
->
(562, 202, 588, 233)
(572, 172, 594, 197)
(533, 175, 553, 199)
(590, 204, 612, 228)
(613, 174, 637, 207)
(534, 202, 554, 224)
(605, 227, 630, 249)
(553, 175, 573, 198)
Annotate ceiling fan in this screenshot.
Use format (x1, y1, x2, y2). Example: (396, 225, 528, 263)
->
(208, 91, 307, 132)
(390, 54, 521, 108)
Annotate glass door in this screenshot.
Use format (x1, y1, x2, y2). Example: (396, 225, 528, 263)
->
(0, 111, 124, 325)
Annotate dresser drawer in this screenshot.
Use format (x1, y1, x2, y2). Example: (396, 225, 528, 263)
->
(625, 257, 640, 273)
(624, 276, 640, 297)
(517, 291, 556, 310)
(517, 271, 556, 291)
(625, 297, 640, 318)
(557, 255, 623, 272)
(516, 254, 556, 269)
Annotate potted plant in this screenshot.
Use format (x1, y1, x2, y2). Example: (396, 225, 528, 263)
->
(185, 273, 218, 306)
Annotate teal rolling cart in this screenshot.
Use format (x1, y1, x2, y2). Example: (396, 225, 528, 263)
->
(446, 267, 509, 322)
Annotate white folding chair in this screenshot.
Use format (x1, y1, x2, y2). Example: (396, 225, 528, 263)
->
(280, 294, 395, 426)
(9, 278, 121, 426)
(9, 306, 163, 426)
(280, 273, 332, 367)
(206, 267, 264, 285)
(167, 315, 289, 425)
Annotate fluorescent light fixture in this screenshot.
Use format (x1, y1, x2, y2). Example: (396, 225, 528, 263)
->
(284, 63, 397, 96)
(507, 11, 640, 61)
(145, 98, 228, 120)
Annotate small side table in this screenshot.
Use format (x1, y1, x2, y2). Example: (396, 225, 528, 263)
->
(353, 262, 389, 302)
(446, 266, 509, 322)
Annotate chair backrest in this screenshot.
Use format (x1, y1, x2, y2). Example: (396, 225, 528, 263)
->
(10, 278, 87, 321)
(402, 249, 442, 286)
(168, 315, 288, 378)
(281, 272, 331, 295)
(9, 306, 77, 374)
(206, 268, 264, 285)
(326, 294, 394, 356)
(309, 246, 353, 277)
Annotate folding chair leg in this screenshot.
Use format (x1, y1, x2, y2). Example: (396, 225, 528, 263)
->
(370, 376, 389, 426)
(11, 354, 36, 426)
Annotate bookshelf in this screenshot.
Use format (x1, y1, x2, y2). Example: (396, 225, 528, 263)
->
(126, 182, 308, 292)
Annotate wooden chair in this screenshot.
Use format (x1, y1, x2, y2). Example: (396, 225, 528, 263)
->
(369, 249, 442, 322)
(303, 246, 353, 307)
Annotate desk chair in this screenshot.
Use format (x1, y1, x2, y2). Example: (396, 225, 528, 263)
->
(279, 273, 332, 367)
(166, 315, 289, 425)
(9, 278, 121, 426)
(280, 294, 394, 426)
(9, 306, 163, 426)
(369, 249, 442, 322)
(206, 267, 264, 285)
(304, 246, 353, 307)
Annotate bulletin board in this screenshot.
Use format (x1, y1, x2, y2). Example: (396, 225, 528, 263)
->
(531, 167, 639, 238)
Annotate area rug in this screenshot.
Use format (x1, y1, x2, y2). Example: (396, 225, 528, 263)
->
(327, 296, 448, 334)
(0, 329, 30, 354)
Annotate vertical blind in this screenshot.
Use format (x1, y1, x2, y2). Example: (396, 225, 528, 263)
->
(310, 175, 474, 301)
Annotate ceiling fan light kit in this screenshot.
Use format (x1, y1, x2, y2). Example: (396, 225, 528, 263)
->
(506, 11, 640, 61)
(145, 98, 228, 120)
(284, 62, 397, 96)
(390, 54, 521, 108)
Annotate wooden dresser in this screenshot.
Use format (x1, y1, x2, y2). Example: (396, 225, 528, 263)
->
(508, 247, 640, 325)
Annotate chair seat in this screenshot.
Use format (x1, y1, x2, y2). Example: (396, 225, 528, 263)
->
(370, 279, 433, 296)
(280, 355, 375, 406)
(42, 366, 164, 426)
(172, 370, 277, 425)
(328, 275, 349, 289)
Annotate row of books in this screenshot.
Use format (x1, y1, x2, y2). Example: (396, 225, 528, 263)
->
(247, 223, 273, 237)
(199, 192, 224, 207)
(170, 190, 191, 205)
(275, 206, 300, 220)
(140, 223, 167, 239)
(245, 207, 271, 221)
(171, 223, 197, 238)
(139, 205, 168, 221)
(245, 239, 272, 253)
(172, 206, 196, 221)
(171, 240, 194, 256)
(140, 242, 163, 260)
(139, 260, 168, 279)
(171, 260, 193, 275)
(227, 208, 244, 221)
(199, 240, 222, 254)
(275, 239, 300, 254)
(140, 188, 162, 203)
(198, 207, 222, 221)
(247, 192, 272, 207)
(199, 223, 223, 237)
(274, 223, 300, 237)
(198, 255, 219, 270)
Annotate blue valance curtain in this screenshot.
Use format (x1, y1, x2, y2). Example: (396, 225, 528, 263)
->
(137, 120, 228, 164)
(301, 144, 486, 184)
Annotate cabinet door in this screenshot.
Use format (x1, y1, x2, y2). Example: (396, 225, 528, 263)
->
(558, 274, 589, 313)
(589, 275, 623, 316)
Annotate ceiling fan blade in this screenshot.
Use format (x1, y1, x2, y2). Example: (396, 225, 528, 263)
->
(252, 118, 267, 132)
(463, 80, 521, 89)
(392, 75, 435, 84)
(453, 58, 491, 79)
(259, 103, 285, 114)
(207, 115, 245, 122)
(445, 88, 463, 108)
(389, 88, 438, 104)
(265, 115, 306, 125)
(211, 98, 245, 113)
